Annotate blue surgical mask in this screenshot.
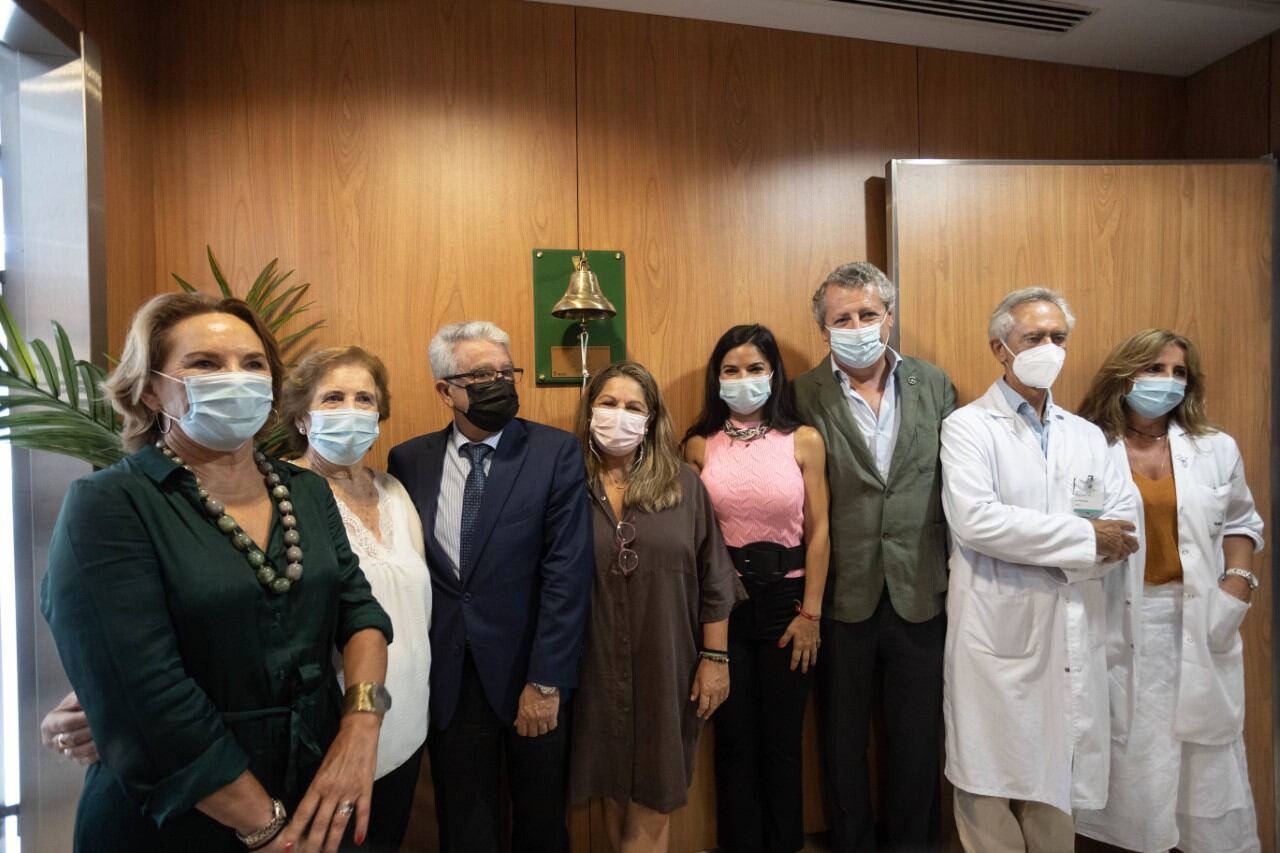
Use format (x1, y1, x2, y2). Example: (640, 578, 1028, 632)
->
(1125, 377, 1186, 419)
(307, 409, 380, 466)
(155, 371, 274, 451)
(828, 322, 886, 369)
(719, 374, 773, 416)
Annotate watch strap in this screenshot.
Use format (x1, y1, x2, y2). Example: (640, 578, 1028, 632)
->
(1223, 567, 1260, 590)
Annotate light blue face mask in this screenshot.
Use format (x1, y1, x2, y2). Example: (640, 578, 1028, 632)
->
(155, 371, 274, 451)
(827, 321, 886, 369)
(307, 408, 381, 466)
(1125, 377, 1186, 419)
(719, 374, 773, 416)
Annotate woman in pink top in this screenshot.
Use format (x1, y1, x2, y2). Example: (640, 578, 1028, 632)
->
(683, 324, 830, 853)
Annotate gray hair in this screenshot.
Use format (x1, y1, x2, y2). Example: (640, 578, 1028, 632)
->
(428, 320, 512, 379)
(810, 262, 897, 326)
(988, 287, 1076, 342)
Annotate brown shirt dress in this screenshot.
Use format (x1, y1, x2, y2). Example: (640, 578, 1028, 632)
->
(569, 464, 744, 813)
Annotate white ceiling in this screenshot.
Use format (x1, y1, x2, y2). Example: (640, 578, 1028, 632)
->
(527, 0, 1280, 76)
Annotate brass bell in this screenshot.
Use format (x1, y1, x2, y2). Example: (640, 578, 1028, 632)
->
(552, 253, 616, 321)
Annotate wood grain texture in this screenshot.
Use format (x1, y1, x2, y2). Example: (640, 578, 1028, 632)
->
(87, 0, 156, 359)
(1185, 37, 1271, 158)
(1272, 32, 1280, 153)
(918, 49, 1186, 159)
(146, 0, 578, 463)
(893, 160, 1274, 847)
(576, 6, 919, 443)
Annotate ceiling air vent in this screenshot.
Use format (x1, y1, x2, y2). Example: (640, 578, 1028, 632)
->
(826, 0, 1095, 33)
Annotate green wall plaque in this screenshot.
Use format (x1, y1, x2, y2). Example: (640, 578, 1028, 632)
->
(532, 249, 627, 386)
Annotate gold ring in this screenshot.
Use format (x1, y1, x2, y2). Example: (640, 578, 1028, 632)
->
(336, 801, 355, 817)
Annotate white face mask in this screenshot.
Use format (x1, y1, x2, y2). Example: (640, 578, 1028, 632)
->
(590, 406, 648, 456)
(1002, 340, 1066, 390)
(719, 374, 772, 416)
(827, 321, 886, 369)
(306, 409, 380, 466)
(154, 371, 273, 451)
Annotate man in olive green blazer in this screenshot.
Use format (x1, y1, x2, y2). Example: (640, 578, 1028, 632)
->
(794, 262, 955, 852)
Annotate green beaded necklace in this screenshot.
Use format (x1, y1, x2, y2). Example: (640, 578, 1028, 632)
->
(158, 442, 304, 594)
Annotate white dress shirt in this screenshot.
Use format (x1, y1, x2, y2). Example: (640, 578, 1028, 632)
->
(831, 349, 902, 479)
(434, 425, 503, 577)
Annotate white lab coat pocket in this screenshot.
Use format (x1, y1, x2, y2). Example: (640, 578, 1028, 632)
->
(964, 588, 1040, 658)
(1198, 483, 1231, 533)
(1207, 585, 1249, 654)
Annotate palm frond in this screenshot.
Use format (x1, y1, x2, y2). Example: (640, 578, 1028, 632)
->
(0, 247, 328, 468)
(53, 322, 80, 410)
(0, 293, 124, 468)
(0, 295, 37, 383)
(206, 247, 233, 298)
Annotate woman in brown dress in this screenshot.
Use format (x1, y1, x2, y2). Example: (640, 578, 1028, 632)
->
(568, 361, 743, 852)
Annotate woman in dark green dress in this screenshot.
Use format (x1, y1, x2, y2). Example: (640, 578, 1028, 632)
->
(41, 294, 393, 853)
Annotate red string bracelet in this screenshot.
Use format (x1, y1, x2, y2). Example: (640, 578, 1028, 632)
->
(794, 601, 820, 622)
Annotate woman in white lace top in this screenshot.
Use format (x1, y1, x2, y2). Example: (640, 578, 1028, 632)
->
(281, 346, 432, 852)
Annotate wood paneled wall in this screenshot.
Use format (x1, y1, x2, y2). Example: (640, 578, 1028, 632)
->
(917, 49, 1186, 159)
(893, 161, 1275, 848)
(1185, 36, 1271, 158)
(73, 0, 1280, 850)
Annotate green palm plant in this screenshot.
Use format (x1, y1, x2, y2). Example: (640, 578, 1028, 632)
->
(0, 247, 325, 467)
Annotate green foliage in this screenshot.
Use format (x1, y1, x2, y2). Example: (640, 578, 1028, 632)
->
(0, 296, 122, 468)
(0, 247, 326, 467)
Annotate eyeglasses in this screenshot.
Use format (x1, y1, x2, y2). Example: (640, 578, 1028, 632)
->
(443, 367, 525, 386)
(613, 520, 638, 578)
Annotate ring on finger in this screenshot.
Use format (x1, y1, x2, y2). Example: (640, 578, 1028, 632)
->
(55, 733, 68, 749)
(335, 801, 356, 818)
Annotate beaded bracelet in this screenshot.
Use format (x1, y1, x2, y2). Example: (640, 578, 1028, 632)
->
(699, 649, 730, 664)
(794, 601, 820, 622)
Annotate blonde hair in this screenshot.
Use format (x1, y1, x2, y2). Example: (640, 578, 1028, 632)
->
(574, 361, 682, 514)
(1077, 328, 1214, 443)
(279, 346, 392, 456)
(105, 293, 285, 452)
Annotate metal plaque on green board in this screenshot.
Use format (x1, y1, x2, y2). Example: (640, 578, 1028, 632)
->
(532, 249, 627, 386)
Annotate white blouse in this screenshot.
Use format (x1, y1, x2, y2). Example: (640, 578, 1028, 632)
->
(334, 470, 432, 778)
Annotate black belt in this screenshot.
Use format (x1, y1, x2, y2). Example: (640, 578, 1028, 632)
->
(726, 542, 804, 585)
(726, 543, 805, 641)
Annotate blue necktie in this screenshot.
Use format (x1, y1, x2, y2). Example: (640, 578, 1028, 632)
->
(459, 442, 493, 578)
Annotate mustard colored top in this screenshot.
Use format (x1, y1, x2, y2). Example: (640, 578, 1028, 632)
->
(1134, 470, 1183, 585)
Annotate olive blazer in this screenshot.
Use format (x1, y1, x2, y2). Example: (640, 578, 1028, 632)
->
(794, 354, 956, 623)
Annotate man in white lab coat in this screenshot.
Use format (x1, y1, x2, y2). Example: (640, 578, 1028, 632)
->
(939, 287, 1140, 853)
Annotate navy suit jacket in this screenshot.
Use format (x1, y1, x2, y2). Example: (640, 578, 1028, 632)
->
(387, 417, 593, 730)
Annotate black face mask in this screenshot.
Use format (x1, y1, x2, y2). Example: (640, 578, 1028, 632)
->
(462, 380, 519, 433)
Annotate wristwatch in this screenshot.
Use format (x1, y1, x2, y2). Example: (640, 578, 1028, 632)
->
(1221, 568, 1260, 590)
(530, 682, 559, 696)
(343, 682, 392, 719)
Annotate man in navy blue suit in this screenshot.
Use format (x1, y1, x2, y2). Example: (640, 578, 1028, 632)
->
(388, 320, 593, 853)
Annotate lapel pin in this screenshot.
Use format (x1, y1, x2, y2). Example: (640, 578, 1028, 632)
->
(907, 375, 918, 385)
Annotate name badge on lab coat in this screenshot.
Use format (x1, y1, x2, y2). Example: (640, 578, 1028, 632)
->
(1071, 475, 1104, 518)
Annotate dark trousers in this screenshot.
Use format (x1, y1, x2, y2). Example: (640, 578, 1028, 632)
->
(344, 742, 425, 852)
(714, 596, 813, 853)
(818, 588, 945, 852)
(428, 652, 571, 853)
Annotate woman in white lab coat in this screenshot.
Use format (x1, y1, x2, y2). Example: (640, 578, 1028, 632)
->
(1075, 329, 1264, 853)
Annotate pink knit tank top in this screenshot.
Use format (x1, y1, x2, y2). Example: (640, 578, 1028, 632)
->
(700, 427, 805, 575)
